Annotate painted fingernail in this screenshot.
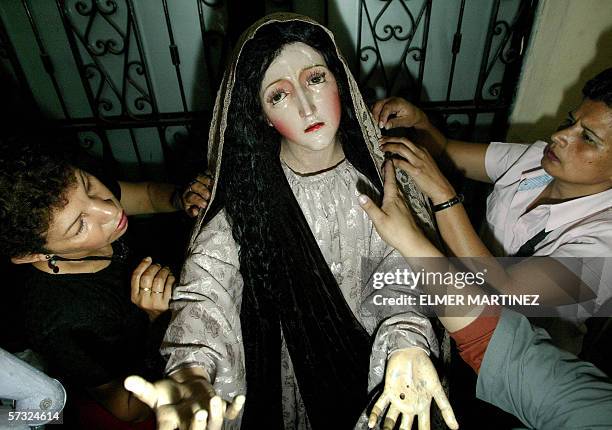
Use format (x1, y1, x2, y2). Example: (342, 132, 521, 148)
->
(358, 195, 368, 205)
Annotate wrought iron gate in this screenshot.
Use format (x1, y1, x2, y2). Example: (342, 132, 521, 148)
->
(0, 0, 538, 181)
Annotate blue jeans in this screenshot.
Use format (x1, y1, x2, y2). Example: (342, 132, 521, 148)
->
(0, 348, 65, 428)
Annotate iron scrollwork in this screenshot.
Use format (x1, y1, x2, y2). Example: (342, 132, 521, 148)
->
(59, 0, 155, 119)
(480, 1, 532, 102)
(358, 0, 431, 98)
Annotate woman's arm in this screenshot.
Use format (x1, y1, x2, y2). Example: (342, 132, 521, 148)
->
(119, 174, 212, 217)
(359, 161, 592, 326)
(371, 97, 491, 183)
(119, 181, 177, 215)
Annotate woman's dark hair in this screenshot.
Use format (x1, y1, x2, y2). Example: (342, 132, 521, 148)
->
(583, 67, 612, 107)
(216, 20, 378, 283)
(0, 138, 76, 257)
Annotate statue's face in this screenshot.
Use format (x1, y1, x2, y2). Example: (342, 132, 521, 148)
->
(260, 42, 341, 152)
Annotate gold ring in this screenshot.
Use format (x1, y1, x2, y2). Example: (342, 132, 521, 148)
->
(140, 287, 151, 292)
(152, 291, 164, 294)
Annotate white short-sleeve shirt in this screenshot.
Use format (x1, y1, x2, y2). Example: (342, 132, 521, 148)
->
(482, 141, 612, 331)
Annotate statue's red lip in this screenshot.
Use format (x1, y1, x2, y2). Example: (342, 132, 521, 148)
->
(305, 122, 324, 133)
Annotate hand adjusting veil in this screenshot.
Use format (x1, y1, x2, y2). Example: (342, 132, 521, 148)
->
(194, 13, 438, 428)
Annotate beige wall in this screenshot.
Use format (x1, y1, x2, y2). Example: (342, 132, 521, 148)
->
(507, 0, 612, 143)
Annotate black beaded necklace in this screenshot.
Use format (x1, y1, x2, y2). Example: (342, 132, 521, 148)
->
(46, 238, 130, 273)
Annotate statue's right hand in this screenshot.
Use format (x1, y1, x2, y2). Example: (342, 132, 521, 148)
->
(124, 375, 245, 430)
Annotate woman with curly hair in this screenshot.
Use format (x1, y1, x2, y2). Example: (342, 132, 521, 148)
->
(125, 14, 458, 430)
(0, 138, 210, 425)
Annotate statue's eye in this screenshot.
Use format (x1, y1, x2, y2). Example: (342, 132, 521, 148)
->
(307, 71, 326, 85)
(268, 89, 288, 105)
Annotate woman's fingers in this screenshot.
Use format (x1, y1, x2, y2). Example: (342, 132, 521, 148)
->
(358, 194, 385, 226)
(371, 97, 416, 129)
(140, 263, 163, 292)
(371, 98, 392, 125)
(131, 257, 152, 301)
(197, 173, 213, 189)
(151, 266, 171, 292)
(380, 137, 427, 161)
(182, 174, 213, 217)
(163, 274, 175, 304)
(381, 160, 402, 201)
(185, 192, 209, 209)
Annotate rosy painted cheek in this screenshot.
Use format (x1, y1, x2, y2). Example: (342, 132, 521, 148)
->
(271, 119, 298, 140)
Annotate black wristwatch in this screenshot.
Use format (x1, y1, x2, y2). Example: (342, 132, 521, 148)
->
(432, 194, 464, 212)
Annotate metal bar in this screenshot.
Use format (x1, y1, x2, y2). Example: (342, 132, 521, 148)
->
(355, 0, 363, 78)
(490, 0, 539, 140)
(466, 112, 477, 138)
(98, 128, 120, 176)
(55, 0, 98, 117)
(391, 0, 428, 97)
(0, 13, 38, 116)
(119, 8, 133, 117)
(445, 0, 466, 102)
(125, 0, 160, 116)
(415, 0, 432, 98)
(196, 0, 218, 96)
(129, 0, 178, 176)
(49, 111, 203, 130)
(22, 0, 70, 118)
(161, 0, 189, 113)
(128, 127, 144, 176)
(475, 0, 501, 103)
(323, 0, 329, 27)
(58, 2, 131, 118)
(359, 0, 390, 93)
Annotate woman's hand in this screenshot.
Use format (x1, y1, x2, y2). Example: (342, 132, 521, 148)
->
(371, 97, 429, 131)
(359, 161, 435, 257)
(131, 257, 174, 321)
(180, 174, 213, 217)
(379, 136, 456, 205)
(124, 375, 245, 430)
(368, 348, 458, 430)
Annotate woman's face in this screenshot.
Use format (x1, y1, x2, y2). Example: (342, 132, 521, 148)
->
(43, 169, 126, 257)
(542, 99, 612, 190)
(259, 42, 341, 152)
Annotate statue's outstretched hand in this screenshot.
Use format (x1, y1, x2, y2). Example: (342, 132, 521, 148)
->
(124, 375, 245, 430)
(368, 348, 458, 430)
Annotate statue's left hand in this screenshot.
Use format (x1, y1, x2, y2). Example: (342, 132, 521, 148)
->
(368, 347, 458, 430)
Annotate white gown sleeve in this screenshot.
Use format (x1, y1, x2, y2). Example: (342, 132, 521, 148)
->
(161, 210, 246, 399)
